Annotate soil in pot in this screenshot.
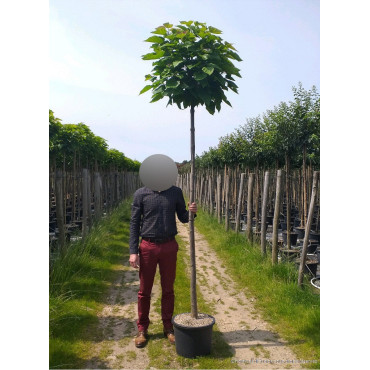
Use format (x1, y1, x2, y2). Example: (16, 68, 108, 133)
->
(172, 313, 215, 358)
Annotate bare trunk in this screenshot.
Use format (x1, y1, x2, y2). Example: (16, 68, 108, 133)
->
(189, 106, 198, 319)
(272, 170, 283, 264)
(285, 153, 291, 249)
(298, 171, 319, 286)
(261, 171, 270, 255)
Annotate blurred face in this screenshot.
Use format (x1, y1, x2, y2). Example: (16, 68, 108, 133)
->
(139, 154, 178, 191)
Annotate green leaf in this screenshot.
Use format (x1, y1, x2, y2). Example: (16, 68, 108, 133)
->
(202, 66, 214, 75)
(225, 42, 237, 51)
(223, 97, 232, 107)
(145, 74, 152, 81)
(194, 71, 208, 81)
(206, 101, 216, 115)
(142, 50, 165, 60)
(180, 21, 193, 26)
(151, 26, 167, 35)
(208, 26, 222, 34)
(144, 36, 165, 44)
(163, 22, 173, 28)
(227, 50, 243, 62)
(139, 85, 152, 95)
(173, 60, 183, 67)
(166, 79, 180, 88)
(150, 93, 164, 103)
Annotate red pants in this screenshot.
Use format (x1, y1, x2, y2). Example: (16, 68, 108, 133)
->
(137, 238, 178, 332)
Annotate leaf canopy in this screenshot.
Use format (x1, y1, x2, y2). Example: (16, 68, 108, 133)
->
(140, 21, 242, 115)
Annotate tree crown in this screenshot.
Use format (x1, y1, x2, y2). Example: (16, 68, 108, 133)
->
(140, 21, 242, 115)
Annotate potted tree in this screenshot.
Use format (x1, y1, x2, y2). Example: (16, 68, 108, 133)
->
(140, 21, 241, 358)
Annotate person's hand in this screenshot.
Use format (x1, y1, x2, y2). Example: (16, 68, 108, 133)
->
(188, 202, 197, 214)
(129, 254, 139, 269)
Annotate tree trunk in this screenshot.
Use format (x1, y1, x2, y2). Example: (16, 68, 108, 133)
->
(272, 170, 283, 264)
(261, 171, 270, 255)
(189, 106, 198, 319)
(298, 171, 319, 286)
(235, 173, 245, 234)
(285, 153, 291, 249)
(302, 144, 308, 226)
(225, 173, 230, 231)
(246, 173, 255, 241)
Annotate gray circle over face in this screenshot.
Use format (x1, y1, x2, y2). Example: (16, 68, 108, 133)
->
(139, 154, 178, 191)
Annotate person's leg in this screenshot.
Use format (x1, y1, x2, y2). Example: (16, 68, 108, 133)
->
(137, 240, 159, 332)
(158, 238, 178, 331)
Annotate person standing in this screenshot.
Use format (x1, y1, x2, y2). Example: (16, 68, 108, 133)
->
(129, 185, 197, 348)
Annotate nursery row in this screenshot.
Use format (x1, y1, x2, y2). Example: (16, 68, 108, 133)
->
(49, 169, 141, 257)
(177, 168, 320, 287)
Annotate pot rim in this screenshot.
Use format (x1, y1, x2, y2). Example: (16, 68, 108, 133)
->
(172, 312, 216, 329)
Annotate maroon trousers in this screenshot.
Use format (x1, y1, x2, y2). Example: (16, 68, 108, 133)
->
(137, 238, 178, 332)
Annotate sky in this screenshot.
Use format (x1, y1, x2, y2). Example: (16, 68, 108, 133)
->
(49, 0, 320, 163)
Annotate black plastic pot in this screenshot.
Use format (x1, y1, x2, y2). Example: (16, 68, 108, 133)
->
(172, 313, 215, 358)
(308, 242, 319, 254)
(280, 221, 294, 232)
(309, 231, 320, 243)
(282, 231, 298, 246)
(305, 261, 318, 276)
(294, 226, 305, 240)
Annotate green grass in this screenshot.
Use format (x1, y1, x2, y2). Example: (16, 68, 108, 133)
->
(146, 233, 238, 369)
(49, 199, 132, 369)
(193, 205, 320, 368)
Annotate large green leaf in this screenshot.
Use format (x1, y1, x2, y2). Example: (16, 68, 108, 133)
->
(208, 26, 222, 34)
(139, 85, 152, 95)
(142, 50, 165, 60)
(151, 26, 167, 35)
(166, 79, 180, 88)
(144, 36, 165, 44)
(173, 60, 183, 67)
(202, 66, 214, 75)
(194, 71, 208, 81)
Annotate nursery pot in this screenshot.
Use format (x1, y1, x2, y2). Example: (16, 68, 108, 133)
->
(282, 231, 298, 246)
(309, 231, 320, 243)
(172, 313, 215, 358)
(307, 242, 319, 254)
(294, 226, 305, 240)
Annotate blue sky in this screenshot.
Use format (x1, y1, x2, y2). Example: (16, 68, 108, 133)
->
(50, 0, 320, 163)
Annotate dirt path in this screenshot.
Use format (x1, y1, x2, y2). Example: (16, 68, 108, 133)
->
(86, 264, 161, 369)
(176, 221, 301, 369)
(86, 222, 301, 369)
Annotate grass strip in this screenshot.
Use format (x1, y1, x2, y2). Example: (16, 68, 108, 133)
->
(147, 231, 238, 369)
(193, 206, 320, 369)
(49, 198, 132, 369)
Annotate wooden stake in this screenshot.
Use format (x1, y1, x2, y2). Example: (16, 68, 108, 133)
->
(272, 170, 283, 264)
(298, 171, 319, 286)
(235, 173, 245, 234)
(246, 173, 255, 241)
(225, 174, 230, 231)
(261, 171, 270, 255)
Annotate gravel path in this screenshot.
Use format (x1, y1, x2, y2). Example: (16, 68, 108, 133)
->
(85, 221, 302, 369)
(85, 263, 161, 369)
(176, 221, 301, 369)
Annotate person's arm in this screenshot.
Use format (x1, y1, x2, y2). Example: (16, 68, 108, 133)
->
(129, 192, 142, 268)
(176, 189, 197, 223)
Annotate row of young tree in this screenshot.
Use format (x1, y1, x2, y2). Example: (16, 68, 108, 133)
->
(49, 110, 141, 172)
(180, 82, 319, 172)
